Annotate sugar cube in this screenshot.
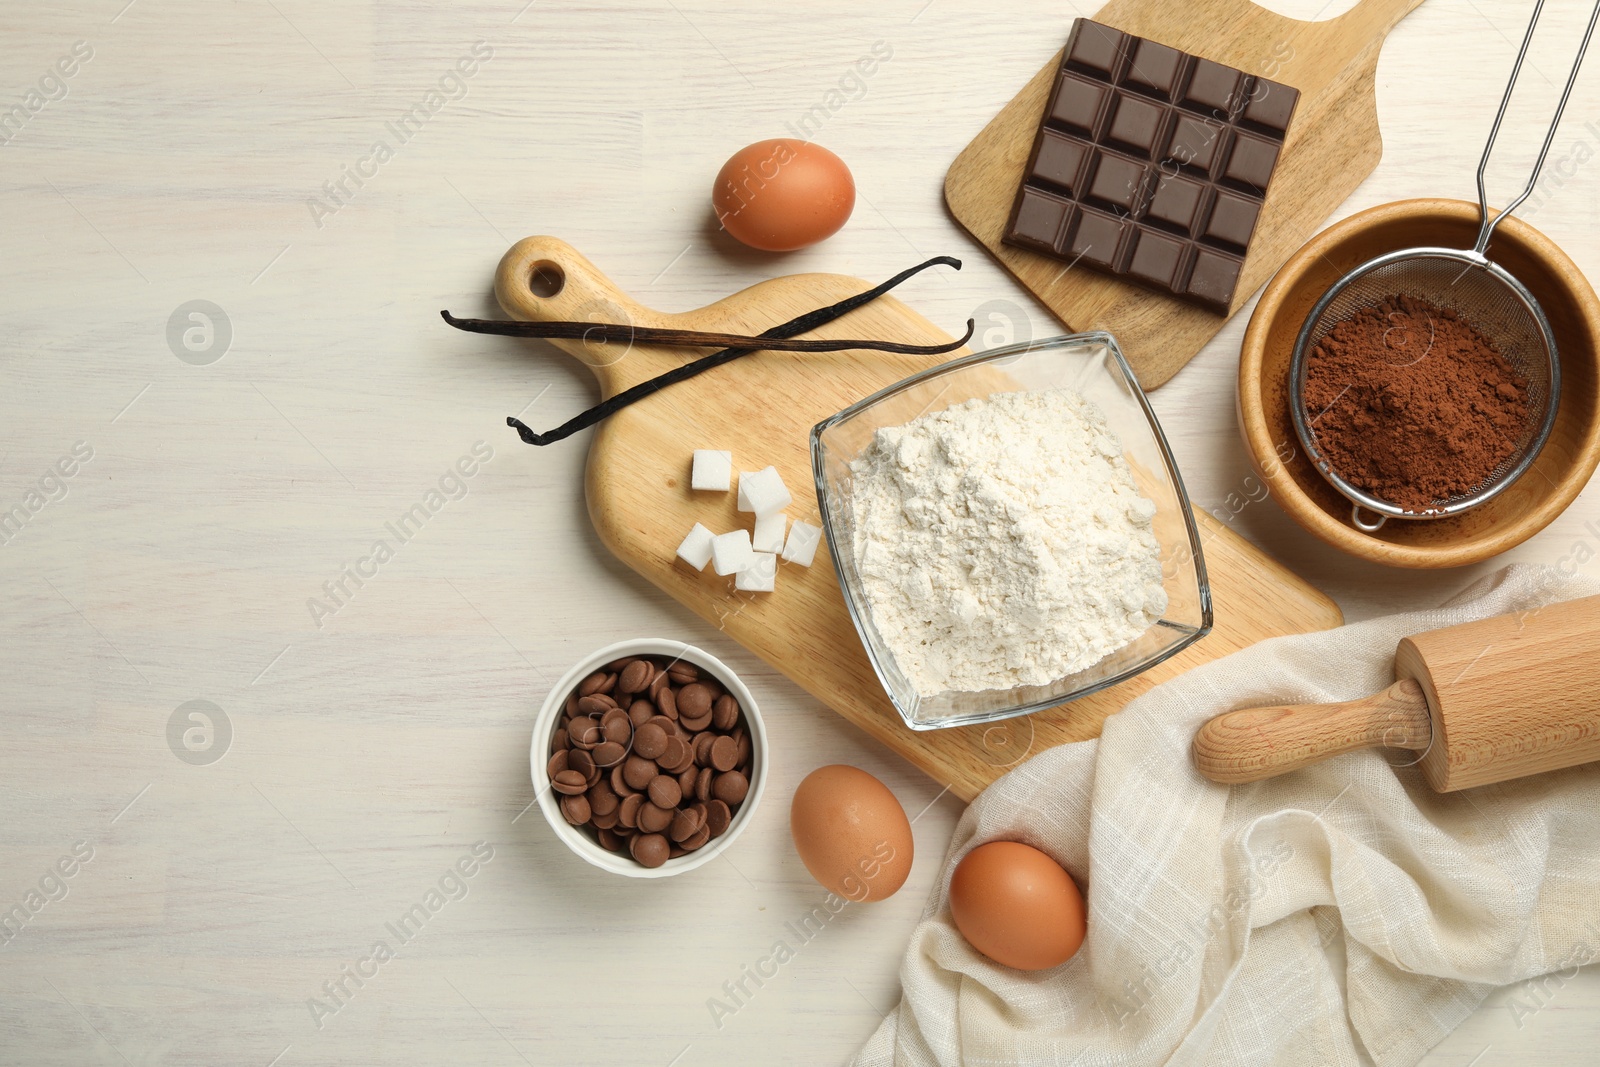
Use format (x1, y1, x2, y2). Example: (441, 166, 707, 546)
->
(691, 449, 733, 491)
(711, 529, 754, 576)
(675, 522, 716, 571)
(735, 552, 777, 592)
(781, 520, 822, 567)
(752, 511, 787, 554)
(738, 466, 791, 518)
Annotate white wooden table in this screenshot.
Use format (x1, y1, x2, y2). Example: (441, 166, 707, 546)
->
(4, 1, 1599, 1063)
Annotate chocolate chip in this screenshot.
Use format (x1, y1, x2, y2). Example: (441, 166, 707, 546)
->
(660, 736, 690, 772)
(551, 770, 588, 796)
(618, 659, 652, 695)
(648, 775, 682, 809)
(559, 793, 591, 824)
(631, 833, 669, 868)
(570, 717, 604, 749)
(677, 683, 713, 718)
(588, 781, 619, 817)
(622, 755, 657, 791)
(634, 723, 668, 761)
(549, 653, 755, 868)
(637, 801, 673, 834)
(706, 799, 732, 837)
(712, 770, 748, 805)
(601, 709, 632, 744)
(670, 806, 703, 843)
(618, 793, 643, 829)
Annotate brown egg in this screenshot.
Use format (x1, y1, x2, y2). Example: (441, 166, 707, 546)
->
(712, 139, 855, 251)
(949, 841, 1086, 970)
(789, 765, 912, 902)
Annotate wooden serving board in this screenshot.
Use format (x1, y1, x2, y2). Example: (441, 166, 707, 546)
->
(495, 237, 1343, 802)
(946, 0, 1426, 390)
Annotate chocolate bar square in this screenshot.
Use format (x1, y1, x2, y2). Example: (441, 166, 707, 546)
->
(1087, 152, 1149, 215)
(1068, 210, 1127, 268)
(1030, 130, 1089, 193)
(1223, 131, 1281, 192)
(1001, 17, 1300, 313)
(1183, 58, 1244, 115)
(1124, 39, 1183, 98)
(1203, 190, 1262, 249)
(1128, 229, 1190, 289)
(1165, 115, 1227, 176)
(1106, 95, 1168, 157)
(1007, 187, 1074, 254)
(1147, 174, 1208, 233)
(1049, 74, 1109, 136)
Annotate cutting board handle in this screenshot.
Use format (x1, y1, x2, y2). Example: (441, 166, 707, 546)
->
(1191, 678, 1431, 784)
(1325, 0, 1428, 45)
(493, 235, 681, 394)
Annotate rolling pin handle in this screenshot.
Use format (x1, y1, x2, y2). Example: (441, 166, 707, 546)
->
(1191, 678, 1431, 785)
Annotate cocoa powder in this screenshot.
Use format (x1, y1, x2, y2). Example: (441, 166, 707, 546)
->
(1301, 294, 1529, 511)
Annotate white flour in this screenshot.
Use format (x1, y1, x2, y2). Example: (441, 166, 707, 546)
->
(847, 388, 1168, 694)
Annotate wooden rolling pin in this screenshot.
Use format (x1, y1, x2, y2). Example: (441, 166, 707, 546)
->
(1192, 595, 1600, 792)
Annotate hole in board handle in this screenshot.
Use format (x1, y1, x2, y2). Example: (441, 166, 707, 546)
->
(529, 261, 565, 298)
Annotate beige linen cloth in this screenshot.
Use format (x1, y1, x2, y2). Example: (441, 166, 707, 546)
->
(855, 565, 1600, 1067)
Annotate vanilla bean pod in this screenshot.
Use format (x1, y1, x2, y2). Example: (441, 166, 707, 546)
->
(464, 255, 964, 447)
(440, 311, 974, 356)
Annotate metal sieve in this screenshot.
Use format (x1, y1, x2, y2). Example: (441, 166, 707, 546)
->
(1289, 0, 1599, 532)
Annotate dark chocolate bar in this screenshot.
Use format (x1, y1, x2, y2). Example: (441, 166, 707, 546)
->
(1002, 19, 1299, 313)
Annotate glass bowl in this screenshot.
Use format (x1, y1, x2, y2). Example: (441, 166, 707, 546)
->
(810, 332, 1212, 731)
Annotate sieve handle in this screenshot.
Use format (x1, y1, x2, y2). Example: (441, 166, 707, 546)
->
(1351, 505, 1387, 532)
(1474, 0, 1600, 254)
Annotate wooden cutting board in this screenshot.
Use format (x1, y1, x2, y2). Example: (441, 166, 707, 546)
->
(946, 0, 1426, 389)
(495, 237, 1343, 802)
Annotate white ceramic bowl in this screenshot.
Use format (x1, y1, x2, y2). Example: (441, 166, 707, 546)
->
(529, 639, 768, 879)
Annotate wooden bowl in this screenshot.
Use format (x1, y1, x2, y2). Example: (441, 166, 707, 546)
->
(1239, 198, 1600, 568)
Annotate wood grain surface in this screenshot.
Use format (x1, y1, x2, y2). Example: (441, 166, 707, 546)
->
(495, 236, 1343, 802)
(1399, 593, 1600, 791)
(1192, 678, 1431, 783)
(945, 0, 1427, 388)
(1196, 595, 1600, 791)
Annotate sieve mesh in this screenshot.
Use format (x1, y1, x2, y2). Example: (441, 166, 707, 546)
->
(1292, 250, 1558, 516)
